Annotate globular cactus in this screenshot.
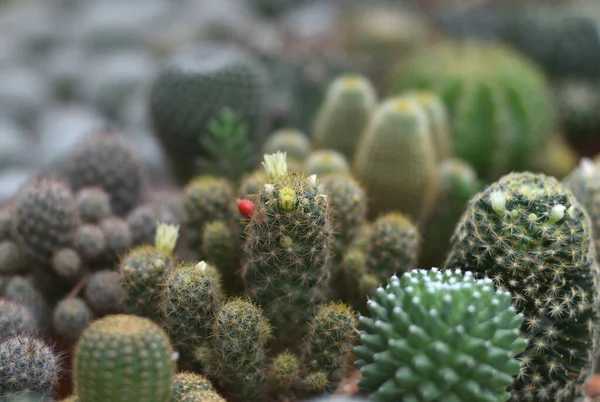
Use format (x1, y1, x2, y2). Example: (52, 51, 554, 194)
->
(65, 132, 146, 217)
(354, 269, 527, 402)
(172, 372, 216, 402)
(74, 187, 111, 224)
(266, 351, 301, 392)
(127, 203, 177, 247)
(302, 302, 358, 391)
(242, 152, 332, 343)
(202, 298, 271, 401)
(529, 133, 578, 180)
(0, 240, 22, 275)
(239, 169, 269, 202)
(52, 297, 92, 341)
(305, 150, 350, 177)
(352, 96, 438, 223)
(182, 176, 237, 253)
(553, 79, 600, 149)
(390, 40, 555, 180)
(0, 300, 36, 340)
(4, 277, 51, 333)
(202, 220, 241, 296)
(84, 270, 125, 316)
(11, 177, 79, 262)
(74, 224, 106, 261)
(73, 314, 176, 402)
(98, 217, 132, 265)
(160, 261, 223, 359)
(312, 74, 377, 162)
(444, 171, 599, 400)
(365, 212, 419, 284)
(262, 129, 311, 163)
(0, 207, 12, 242)
(51, 248, 82, 281)
(149, 44, 268, 185)
(420, 158, 481, 269)
(179, 391, 226, 402)
(0, 335, 61, 399)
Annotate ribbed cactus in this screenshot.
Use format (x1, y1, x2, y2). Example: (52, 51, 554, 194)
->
(73, 314, 175, 402)
(444, 171, 599, 400)
(355, 269, 527, 402)
(312, 74, 377, 162)
(390, 40, 555, 180)
(353, 96, 438, 222)
(242, 152, 332, 343)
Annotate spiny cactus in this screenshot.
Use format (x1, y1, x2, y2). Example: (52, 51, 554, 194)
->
(179, 391, 226, 402)
(52, 297, 92, 341)
(149, 43, 268, 185)
(11, 177, 79, 262)
(305, 150, 350, 177)
(312, 74, 377, 162)
(267, 352, 301, 392)
(172, 372, 216, 402)
(0, 240, 22, 275)
(4, 277, 51, 333)
(74, 224, 106, 261)
(0, 335, 61, 399)
(355, 269, 527, 402)
(0, 300, 36, 340)
(353, 96, 438, 222)
(242, 152, 332, 343)
(74, 187, 111, 224)
(263, 129, 311, 163)
(51, 248, 81, 280)
(239, 169, 269, 202)
(98, 217, 132, 265)
(444, 171, 599, 400)
(73, 314, 175, 402)
(65, 132, 146, 217)
(160, 261, 223, 359)
(390, 40, 555, 180)
(202, 220, 241, 296)
(84, 270, 125, 316)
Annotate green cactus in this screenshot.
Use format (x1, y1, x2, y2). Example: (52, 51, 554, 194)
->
(352, 96, 439, 223)
(262, 129, 311, 163)
(0, 240, 22, 275)
(74, 224, 106, 261)
(202, 298, 271, 401)
(302, 302, 358, 391)
(202, 220, 241, 296)
(160, 261, 223, 359)
(84, 270, 125, 316)
(444, 171, 599, 400)
(312, 74, 377, 162)
(11, 177, 79, 262)
(305, 150, 350, 177)
(0, 300, 36, 340)
(239, 169, 269, 202)
(390, 40, 555, 180)
(420, 158, 481, 269)
(73, 314, 175, 402)
(149, 44, 268, 185)
(182, 175, 237, 253)
(242, 153, 333, 343)
(266, 352, 301, 392)
(52, 297, 92, 341)
(172, 372, 216, 402)
(51, 248, 81, 280)
(366, 212, 420, 284)
(339, 248, 376, 313)
(355, 269, 527, 402)
(65, 132, 146, 217)
(74, 187, 111, 224)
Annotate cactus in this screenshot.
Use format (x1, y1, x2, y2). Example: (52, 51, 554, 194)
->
(420, 158, 481, 269)
(305, 150, 350, 177)
(179, 391, 225, 402)
(127, 203, 177, 247)
(202, 220, 241, 296)
(182, 176, 237, 253)
(302, 302, 358, 391)
(202, 298, 271, 401)
(529, 133, 578, 181)
(84, 270, 125, 316)
(0, 240, 22, 275)
(266, 352, 301, 391)
(74, 187, 111, 224)
(74, 224, 106, 261)
(52, 297, 92, 341)
(365, 212, 420, 284)
(0, 207, 12, 242)
(172, 372, 216, 402)
(4, 277, 51, 333)
(312, 74, 377, 162)
(390, 40, 555, 180)
(160, 261, 223, 359)
(242, 152, 332, 343)
(149, 44, 268, 185)
(239, 169, 269, 202)
(65, 132, 146, 216)
(51, 248, 82, 280)
(352, 96, 438, 222)
(263, 129, 311, 163)
(553, 79, 600, 149)
(0, 335, 61, 399)
(73, 314, 175, 402)
(0, 300, 36, 340)
(11, 178, 79, 262)
(98, 217, 132, 264)
(444, 171, 599, 400)
(355, 269, 527, 402)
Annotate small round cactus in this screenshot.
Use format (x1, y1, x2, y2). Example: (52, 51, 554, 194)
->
(0, 300, 36, 340)
(75, 187, 111, 223)
(84, 270, 125, 316)
(99, 217, 132, 264)
(51, 248, 82, 280)
(52, 297, 92, 341)
(73, 314, 175, 402)
(0, 240, 22, 275)
(74, 224, 106, 260)
(262, 129, 311, 162)
(4, 277, 51, 333)
(305, 150, 351, 177)
(172, 372, 216, 402)
(267, 352, 301, 391)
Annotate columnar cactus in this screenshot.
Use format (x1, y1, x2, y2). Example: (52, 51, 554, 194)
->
(353, 96, 439, 222)
(73, 314, 176, 402)
(242, 152, 333, 342)
(444, 171, 600, 400)
(354, 269, 527, 402)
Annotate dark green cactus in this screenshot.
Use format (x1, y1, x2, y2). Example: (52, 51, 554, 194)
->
(84, 270, 125, 316)
(305, 150, 350, 177)
(74, 187, 111, 224)
(65, 132, 146, 217)
(73, 314, 175, 402)
(52, 297, 92, 341)
(355, 269, 527, 402)
(0, 300, 36, 340)
(242, 152, 332, 343)
(444, 171, 599, 400)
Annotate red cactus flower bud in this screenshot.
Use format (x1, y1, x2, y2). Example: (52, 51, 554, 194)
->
(237, 199, 255, 219)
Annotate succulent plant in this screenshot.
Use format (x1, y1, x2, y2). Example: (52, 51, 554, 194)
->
(52, 297, 92, 341)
